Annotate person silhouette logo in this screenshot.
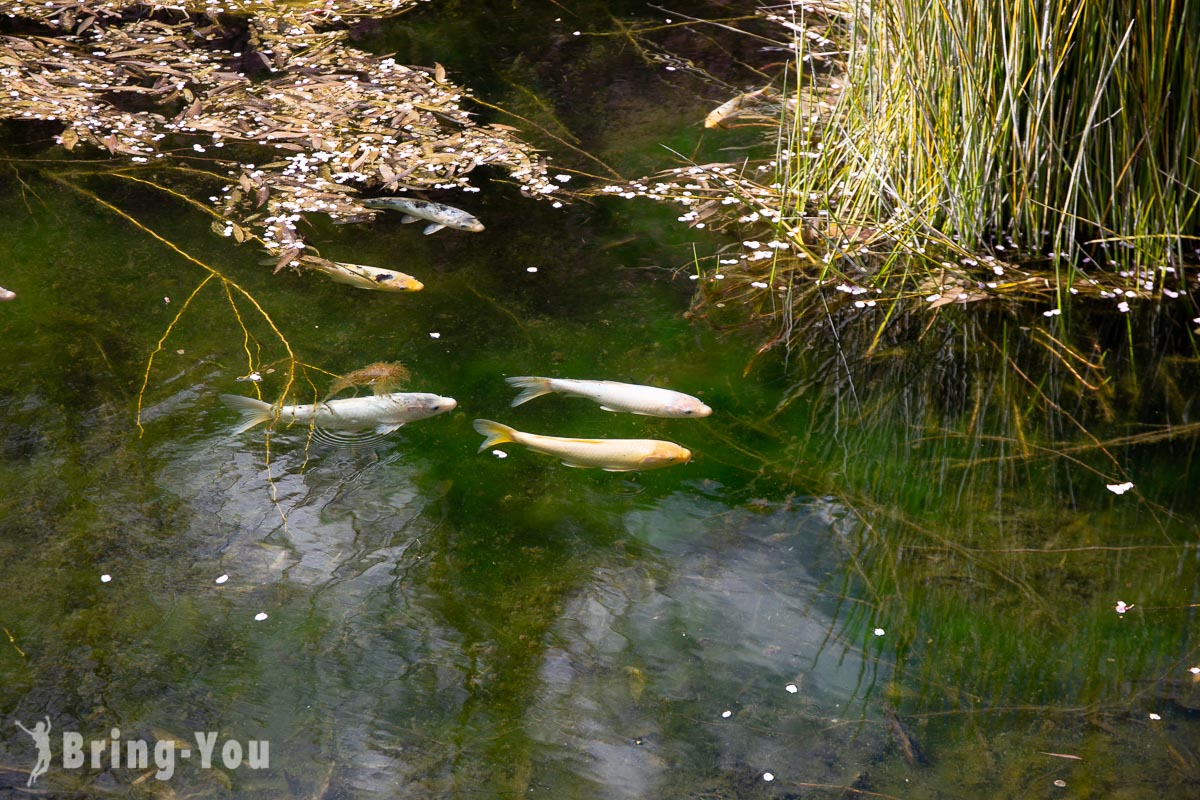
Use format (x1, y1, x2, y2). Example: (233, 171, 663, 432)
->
(14, 717, 52, 786)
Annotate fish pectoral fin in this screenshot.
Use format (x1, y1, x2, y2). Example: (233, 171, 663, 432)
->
(400, 215, 421, 224)
(422, 223, 446, 235)
(598, 405, 621, 413)
(601, 466, 639, 472)
(374, 423, 403, 435)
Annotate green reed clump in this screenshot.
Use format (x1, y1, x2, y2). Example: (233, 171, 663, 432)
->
(793, 0, 1199, 286)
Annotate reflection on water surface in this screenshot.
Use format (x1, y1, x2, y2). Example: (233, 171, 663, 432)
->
(1, 2, 1199, 798)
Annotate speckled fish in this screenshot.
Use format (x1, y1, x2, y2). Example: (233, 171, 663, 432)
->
(308, 260, 423, 292)
(474, 419, 692, 472)
(221, 392, 456, 435)
(360, 197, 485, 235)
(505, 376, 712, 418)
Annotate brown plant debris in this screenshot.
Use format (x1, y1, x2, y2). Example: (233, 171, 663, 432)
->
(1, 1, 556, 283)
(328, 360, 411, 396)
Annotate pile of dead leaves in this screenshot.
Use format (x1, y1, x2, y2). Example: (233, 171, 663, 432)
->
(0, 0, 555, 280)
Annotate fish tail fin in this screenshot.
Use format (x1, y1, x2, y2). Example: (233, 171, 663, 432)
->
(473, 419, 516, 452)
(505, 376, 554, 407)
(219, 394, 275, 434)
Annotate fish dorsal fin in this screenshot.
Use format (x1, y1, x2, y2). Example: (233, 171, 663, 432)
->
(422, 223, 446, 235)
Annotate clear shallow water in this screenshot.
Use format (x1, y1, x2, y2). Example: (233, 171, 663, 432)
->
(2, 3, 1200, 798)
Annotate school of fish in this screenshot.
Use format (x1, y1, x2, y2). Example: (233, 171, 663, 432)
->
(219, 193, 712, 470)
(295, 197, 480, 294)
(222, 374, 708, 472)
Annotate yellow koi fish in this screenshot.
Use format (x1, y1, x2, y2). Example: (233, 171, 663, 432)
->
(307, 259, 424, 292)
(474, 419, 691, 472)
(704, 88, 771, 128)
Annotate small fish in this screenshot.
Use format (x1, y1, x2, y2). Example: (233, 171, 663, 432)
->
(625, 666, 648, 704)
(307, 259, 423, 292)
(360, 196, 485, 235)
(505, 376, 712, 418)
(221, 392, 456, 435)
(474, 419, 692, 472)
(885, 707, 928, 767)
(0, 286, 14, 301)
(705, 88, 771, 129)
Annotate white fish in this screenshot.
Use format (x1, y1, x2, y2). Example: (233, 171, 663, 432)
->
(505, 376, 712, 418)
(308, 260, 423, 292)
(360, 197, 485, 235)
(0, 286, 14, 301)
(474, 419, 692, 472)
(221, 392, 456, 435)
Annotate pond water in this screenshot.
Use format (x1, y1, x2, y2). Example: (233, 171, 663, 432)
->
(2, 2, 1199, 798)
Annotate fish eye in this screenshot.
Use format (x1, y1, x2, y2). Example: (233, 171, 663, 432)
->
(682, 409, 693, 415)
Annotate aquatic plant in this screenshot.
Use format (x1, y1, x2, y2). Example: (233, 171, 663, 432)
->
(815, 0, 1200, 277)
(592, 1, 1198, 331)
(566, 10, 1200, 779)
